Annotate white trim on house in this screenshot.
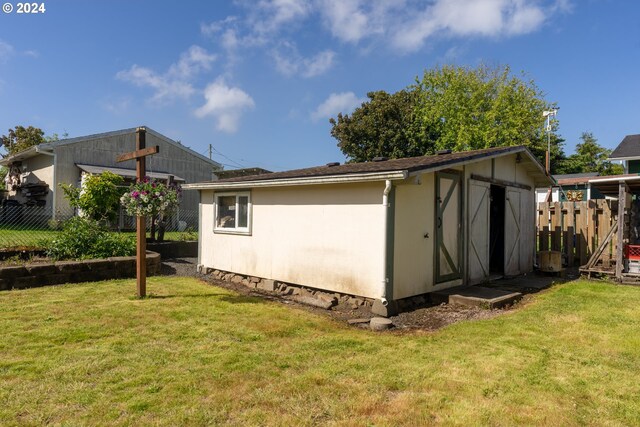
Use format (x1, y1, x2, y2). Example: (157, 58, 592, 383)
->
(609, 155, 640, 161)
(184, 171, 409, 190)
(213, 191, 252, 235)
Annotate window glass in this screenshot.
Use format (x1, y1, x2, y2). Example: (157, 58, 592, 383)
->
(237, 196, 249, 228)
(217, 196, 236, 228)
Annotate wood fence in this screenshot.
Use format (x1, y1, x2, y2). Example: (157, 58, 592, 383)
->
(537, 200, 618, 268)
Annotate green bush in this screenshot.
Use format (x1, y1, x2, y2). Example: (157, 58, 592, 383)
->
(46, 217, 136, 261)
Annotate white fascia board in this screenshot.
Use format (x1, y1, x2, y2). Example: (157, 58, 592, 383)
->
(0, 146, 40, 165)
(183, 171, 408, 190)
(589, 175, 640, 184)
(609, 155, 640, 161)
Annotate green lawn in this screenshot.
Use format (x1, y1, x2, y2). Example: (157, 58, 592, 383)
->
(1, 277, 639, 426)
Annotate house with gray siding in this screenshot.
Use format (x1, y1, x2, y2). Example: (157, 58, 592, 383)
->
(0, 127, 221, 224)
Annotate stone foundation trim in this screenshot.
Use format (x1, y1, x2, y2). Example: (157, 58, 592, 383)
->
(199, 266, 375, 309)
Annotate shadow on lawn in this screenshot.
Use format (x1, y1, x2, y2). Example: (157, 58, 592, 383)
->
(143, 293, 265, 305)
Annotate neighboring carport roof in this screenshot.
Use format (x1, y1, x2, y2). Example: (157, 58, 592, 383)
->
(76, 164, 185, 182)
(184, 145, 553, 190)
(589, 174, 640, 196)
(609, 134, 640, 160)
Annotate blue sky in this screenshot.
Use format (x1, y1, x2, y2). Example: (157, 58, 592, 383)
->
(0, 0, 638, 171)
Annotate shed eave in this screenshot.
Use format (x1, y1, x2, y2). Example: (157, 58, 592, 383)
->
(183, 170, 409, 190)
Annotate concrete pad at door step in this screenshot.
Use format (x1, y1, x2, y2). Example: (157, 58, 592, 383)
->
(431, 286, 522, 309)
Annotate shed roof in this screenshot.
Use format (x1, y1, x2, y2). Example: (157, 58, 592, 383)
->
(184, 145, 552, 190)
(609, 134, 640, 160)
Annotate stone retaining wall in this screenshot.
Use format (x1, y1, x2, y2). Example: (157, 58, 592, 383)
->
(0, 251, 161, 291)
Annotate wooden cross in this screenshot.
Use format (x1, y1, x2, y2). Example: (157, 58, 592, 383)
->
(116, 127, 159, 298)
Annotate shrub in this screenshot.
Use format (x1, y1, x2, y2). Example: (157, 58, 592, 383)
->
(61, 171, 125, 223)
(46, 217, 136, 260)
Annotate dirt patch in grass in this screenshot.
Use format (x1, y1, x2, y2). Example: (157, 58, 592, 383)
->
(161, 257, 515, 332)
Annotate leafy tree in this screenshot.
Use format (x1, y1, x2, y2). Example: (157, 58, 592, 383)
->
(44, 131, 69, 142)
(61, 171, 125, 223)
(0, 126, 46, 156)
(329, 90, 421, 163)
(558, 132, 623, 176)
(330, 65, 564, 169)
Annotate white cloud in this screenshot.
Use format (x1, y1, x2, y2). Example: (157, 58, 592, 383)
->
(318, 0, 371, 43)
(168, 45, 216, 79)
(102, 96, 132, 114)
(116, 65, 195, 102)
(195, 78, 255, 133)
(116, 45, 214, 103)
(201, 0, 566, 76)
(311, 92, 363, 122)
(23, 50, 39, 58)
(0, 40, 14, 62)
(251, 0, 311, 35)
(392, 0, 549, 52)
(273, 43, 335, 78)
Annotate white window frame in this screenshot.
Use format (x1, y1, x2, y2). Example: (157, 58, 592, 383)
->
(213, 191, 252, 235)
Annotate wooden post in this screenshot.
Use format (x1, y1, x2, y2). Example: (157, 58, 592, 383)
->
(116, 127, 159, 298)
(551, 202, 562, 252)
(566, 202, 575, 267)
(576, 201, 589, 266)
(539, 202, 550, 252)
(136, 129, 147, 297)
(616, 182, 627, 280)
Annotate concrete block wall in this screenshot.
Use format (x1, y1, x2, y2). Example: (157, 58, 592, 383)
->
(0, 251, 161, 291)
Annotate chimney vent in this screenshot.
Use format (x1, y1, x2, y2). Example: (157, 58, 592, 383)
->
(436, 149, 452, 155)
(326, 162, 340, 167)
(372, 156, 389, 162)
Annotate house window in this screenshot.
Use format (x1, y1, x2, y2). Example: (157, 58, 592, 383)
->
(214, 192, 251, 234)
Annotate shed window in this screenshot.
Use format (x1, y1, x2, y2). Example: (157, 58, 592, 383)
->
(214, 192, 251, 234)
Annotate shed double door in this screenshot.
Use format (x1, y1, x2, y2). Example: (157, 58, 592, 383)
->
(467, 181, 534, 284)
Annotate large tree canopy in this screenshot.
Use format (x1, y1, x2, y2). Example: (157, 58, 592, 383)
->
(0, 126, 46, 156)
(329, 90, 420, 163)
(330, 64, 564, 169)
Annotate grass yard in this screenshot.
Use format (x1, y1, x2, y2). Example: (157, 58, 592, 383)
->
(1, 277, 639, 426)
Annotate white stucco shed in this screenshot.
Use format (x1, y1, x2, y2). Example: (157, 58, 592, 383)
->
(185, 146, 552, 315)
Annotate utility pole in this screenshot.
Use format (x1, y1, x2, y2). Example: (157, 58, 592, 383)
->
(209, 143, 212, 160)
(543, 108, 559, 175)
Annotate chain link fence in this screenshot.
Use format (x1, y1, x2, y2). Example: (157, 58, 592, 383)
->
(0, 202, 199, 250)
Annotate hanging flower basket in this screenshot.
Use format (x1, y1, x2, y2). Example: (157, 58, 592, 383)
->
(120, 177, 181, 218)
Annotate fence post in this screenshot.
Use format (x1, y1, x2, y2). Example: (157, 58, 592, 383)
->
(565, 202, 575, 267)
(538, 202, 549, 251)
(551, 201, 562, 252)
